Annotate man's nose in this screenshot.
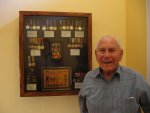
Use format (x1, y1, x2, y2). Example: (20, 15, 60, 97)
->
(103, 51, 111, 57)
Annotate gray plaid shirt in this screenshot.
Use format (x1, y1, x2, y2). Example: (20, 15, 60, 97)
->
(79, 65, 150, 113)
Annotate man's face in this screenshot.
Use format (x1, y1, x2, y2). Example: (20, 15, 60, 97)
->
(95, 38, 123, 74)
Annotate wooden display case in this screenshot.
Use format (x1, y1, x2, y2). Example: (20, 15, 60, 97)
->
(19, 11, 92, 96)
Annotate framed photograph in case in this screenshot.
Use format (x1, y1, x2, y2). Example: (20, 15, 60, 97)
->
(42, 67, 71, 90)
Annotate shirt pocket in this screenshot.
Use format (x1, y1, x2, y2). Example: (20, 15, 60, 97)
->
(112, 83, 138, 113)
(126, 97, 139, 113)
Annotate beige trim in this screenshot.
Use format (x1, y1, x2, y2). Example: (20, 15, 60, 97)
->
(146, 0, 150, 84)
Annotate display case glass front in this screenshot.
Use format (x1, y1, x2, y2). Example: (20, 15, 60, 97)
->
(19, 11, 92, 96)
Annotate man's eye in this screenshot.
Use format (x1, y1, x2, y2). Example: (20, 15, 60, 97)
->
(109, 49, 116, 53)
(99, 49, 105, 53)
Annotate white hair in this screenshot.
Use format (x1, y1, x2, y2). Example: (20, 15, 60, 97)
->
(95, 35, 122, 50)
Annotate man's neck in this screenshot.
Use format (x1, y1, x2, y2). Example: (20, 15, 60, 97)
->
(103, 72, 113, 80)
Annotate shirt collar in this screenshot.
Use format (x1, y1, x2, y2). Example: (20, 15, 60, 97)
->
(96, 65, 121, 80)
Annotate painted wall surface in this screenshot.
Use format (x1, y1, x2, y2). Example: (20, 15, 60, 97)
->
(0, 0, 146, 113)
(126, 0, 147, 78)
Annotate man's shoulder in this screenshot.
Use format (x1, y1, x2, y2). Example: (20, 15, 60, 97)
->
(119, 65, 143, 79)
(120, 65, 139, 74)
(85, 68, 99, 78)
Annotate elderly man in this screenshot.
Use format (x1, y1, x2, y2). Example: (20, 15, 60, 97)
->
(79, 35, 150, 113)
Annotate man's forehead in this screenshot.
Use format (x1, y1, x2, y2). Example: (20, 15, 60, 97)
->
(99, 38, 117, 44)
(98, 46, 117, 49)
(98, 38, 120, 48)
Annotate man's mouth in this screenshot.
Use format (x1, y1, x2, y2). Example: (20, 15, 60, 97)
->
(103, 61, 112, 64)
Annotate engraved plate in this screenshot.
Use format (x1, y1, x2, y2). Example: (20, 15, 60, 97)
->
(44, 31, 54, 37)
(75, 82, 82, 89)
(75, 31, 84, 37)
(26, 84, 37, 90)
(27, 31, 37, 37)
(61, 31, 71, 37)
(31, 49, 41, 56)
(70, 49, 80, 56)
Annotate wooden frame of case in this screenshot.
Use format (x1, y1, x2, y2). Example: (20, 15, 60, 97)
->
(19, 11, 92, 96)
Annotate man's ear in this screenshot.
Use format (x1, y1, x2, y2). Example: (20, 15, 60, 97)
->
(95, 49, 97, 56)
(119, 49, 123, 60)
(120, 49, 123, 55)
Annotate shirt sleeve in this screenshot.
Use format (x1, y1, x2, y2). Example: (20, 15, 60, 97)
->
(79, 95, 88, 113)
(137, 75, 150, 113)
(78, 75, 89, 113)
